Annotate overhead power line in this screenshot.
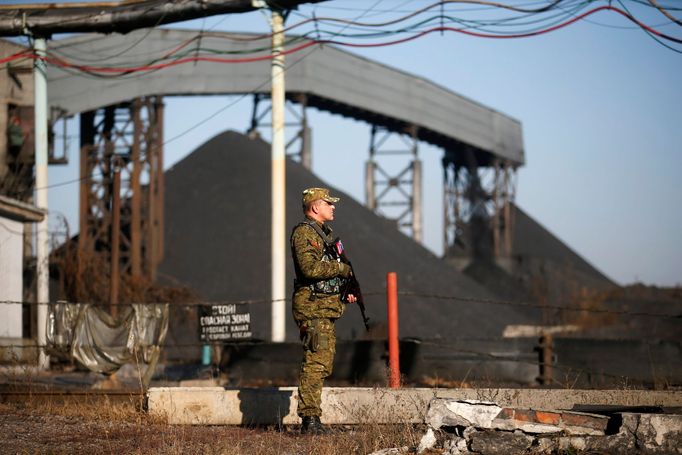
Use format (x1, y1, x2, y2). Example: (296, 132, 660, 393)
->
(1, 4, 680, 76)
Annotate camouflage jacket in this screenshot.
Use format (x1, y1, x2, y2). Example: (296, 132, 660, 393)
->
(290, 218, 351, 323)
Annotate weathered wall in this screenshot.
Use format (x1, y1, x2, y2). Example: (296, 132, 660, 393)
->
(0, 217, 23, 338)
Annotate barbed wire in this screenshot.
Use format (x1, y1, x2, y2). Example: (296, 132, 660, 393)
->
(396, 291, 682, 319)
(0, 338, 668, 386)
(413, 339, 656, 384)
(0, 289, 679, 320)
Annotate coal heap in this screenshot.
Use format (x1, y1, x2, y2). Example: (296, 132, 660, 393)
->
(458, 204, 616, 308)
(510, 204, 614, 289)
(159, 131, 540, 343)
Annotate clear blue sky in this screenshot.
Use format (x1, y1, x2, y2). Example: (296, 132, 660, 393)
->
(41, 0, 681, 286)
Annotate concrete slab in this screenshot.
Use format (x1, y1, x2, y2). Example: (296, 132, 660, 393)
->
(146, 387, 682, 425)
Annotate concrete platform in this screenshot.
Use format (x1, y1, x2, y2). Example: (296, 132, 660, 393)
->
(146, 387, 682, 425)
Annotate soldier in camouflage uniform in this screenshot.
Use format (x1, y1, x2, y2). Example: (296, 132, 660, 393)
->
(290, 187, 357, 435)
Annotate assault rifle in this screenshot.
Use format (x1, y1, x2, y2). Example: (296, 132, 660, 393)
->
(334, 238, 370, 332)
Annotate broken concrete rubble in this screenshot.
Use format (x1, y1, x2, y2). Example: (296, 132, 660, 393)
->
(492, 407, 609, 435)
(620, 412, 682, 454)
(410, 398, 682, 454)
(426, 400, 502, 430)
(469, 431, 533, 454)
(426, 398, 608, 436)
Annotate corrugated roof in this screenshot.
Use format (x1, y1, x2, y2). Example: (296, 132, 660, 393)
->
(46, 28, 524, 165)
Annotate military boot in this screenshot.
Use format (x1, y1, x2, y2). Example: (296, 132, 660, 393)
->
(300, 416, 330, 435)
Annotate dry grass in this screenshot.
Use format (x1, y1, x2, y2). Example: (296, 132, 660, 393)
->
(0, 397, 422, 455)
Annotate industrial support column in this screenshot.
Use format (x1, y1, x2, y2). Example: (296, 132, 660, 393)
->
(33, 37, 49, 370)
(271, 9, 286, 342)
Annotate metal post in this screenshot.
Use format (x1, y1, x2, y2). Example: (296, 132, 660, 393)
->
(539, 332, 554, 385)
(130, 99, 142, 277)
(410, 127, 422, 243)
(412, 159, 423, 243)
(155, 97, 165, 265)
(503, 164, 515, 257)
(78, 113, 93, 300)
(110, 164, 121, 317)
(365, 125, 420, 240)
(270, 9, 286, 342)
(298, 94, 312, 170)
(492, 160, 501, 257)
(387, 272, 400, 388)
(33, 37, 49, 370)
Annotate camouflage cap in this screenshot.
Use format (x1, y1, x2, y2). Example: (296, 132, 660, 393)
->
(302, 187, 340, 207)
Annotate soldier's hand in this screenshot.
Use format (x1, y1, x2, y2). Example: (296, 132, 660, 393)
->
(347, 294, 357, 303)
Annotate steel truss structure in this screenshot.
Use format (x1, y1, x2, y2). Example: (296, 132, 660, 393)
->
(47, 29, 525, 268)
(365, 124, 423, 242)
(247, 93, 311, 170)
(78, 96, 164, 289)
(443, 148, 517, 265)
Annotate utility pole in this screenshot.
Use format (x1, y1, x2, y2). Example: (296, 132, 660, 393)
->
(33, 37, 49, 370)
(270, 8, 286, 342)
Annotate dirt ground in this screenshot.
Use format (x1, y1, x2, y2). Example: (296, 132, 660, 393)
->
(0, 401, 420, 455)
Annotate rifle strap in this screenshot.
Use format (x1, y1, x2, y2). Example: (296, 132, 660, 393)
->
(299, 219, 336, 247)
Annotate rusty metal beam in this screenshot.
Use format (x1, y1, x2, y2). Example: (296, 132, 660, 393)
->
(443, 149, 517, 266)
(110, 163, 121, 316)
(78, 96, 164, 295)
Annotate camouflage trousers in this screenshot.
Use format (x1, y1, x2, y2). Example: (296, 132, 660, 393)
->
(297, 318, 336, 417)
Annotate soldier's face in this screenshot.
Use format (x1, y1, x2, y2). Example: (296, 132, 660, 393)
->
(315, 200, 335, 222)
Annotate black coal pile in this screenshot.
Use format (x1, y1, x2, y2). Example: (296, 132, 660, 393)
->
(457, 204, 616, 313)
(456, 206, 681, 340)
(158, 131, 540, 345)
(510, 204, 615, 290)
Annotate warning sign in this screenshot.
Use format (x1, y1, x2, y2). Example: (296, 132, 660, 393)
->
(199, 303, 252, 342)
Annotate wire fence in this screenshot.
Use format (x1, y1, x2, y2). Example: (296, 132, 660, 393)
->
(1, 292, 680, 387)
(1, 338, 677, 389)
(1, 290, 680, 319)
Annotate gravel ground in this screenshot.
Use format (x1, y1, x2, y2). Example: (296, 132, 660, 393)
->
(0, 402, 420, 455)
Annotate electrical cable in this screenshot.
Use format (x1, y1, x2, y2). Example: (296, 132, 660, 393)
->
(164, 0, 389, 145)
(396, 291, 682, 319)
(615, 0, 682, 52)
(4, 4, 677, 76)
(5, 1, 678, 73)
(8, 1, 681, 190)
(1, 293, 679, 320)
(646, 0, 682, 22)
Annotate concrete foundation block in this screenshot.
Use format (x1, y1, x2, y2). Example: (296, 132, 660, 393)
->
(147, 387, 434, 425)
(621, 412, 682, 454)
(146, 387, 682, 426)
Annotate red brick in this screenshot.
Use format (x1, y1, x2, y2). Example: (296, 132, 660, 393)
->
(535, 411, 561, 425)
(513, 409, 536, 422)
(496, 408, 515, 420)
(561, 412, 608, 431)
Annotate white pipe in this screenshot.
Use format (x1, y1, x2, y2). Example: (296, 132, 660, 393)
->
(33, 37, 50, 369)
(270, 10, 286, 342)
